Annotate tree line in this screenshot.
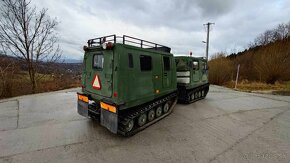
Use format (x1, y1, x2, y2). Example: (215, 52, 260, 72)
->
(209, 22, 290, 85)
(0, 54, 81, 98)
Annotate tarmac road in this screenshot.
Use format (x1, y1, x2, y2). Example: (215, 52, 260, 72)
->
(0, 85, 290, 163)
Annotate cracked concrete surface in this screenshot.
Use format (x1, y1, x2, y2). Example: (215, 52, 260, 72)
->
(0, 86, 289, 163)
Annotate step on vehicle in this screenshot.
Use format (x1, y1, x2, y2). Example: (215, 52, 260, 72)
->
(175, 56, 209, 103)
(77, 35, 177, 136)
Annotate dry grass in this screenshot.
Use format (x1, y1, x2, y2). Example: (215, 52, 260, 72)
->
(225, 80, 290, 91)
(0, 73, 80, 99)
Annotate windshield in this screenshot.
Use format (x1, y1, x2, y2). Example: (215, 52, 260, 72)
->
(175, 58, 190, 71)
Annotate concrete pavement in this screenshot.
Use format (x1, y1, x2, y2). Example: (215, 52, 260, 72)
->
(0, 86, 290, 163)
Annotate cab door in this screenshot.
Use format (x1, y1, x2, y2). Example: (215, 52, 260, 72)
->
(85, 50, 113, 97)
(162, 56, 171, 88)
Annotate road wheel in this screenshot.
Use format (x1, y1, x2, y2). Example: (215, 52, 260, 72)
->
(156, 106, 162, 117)
(163, 102, 170, 113)
(191, 93, 195, 101)
(195, 92, 198, 99)
(201, 90, 205, 97)
(148, 109, 155, 122)
(187, 95, 191, 101)
(138, 113, 147, 126)
(122, 119, 134, 132)
(198, 91, 201, 98)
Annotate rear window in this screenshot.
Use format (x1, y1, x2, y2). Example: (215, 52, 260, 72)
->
(93, 53, 104, 70)
(140, 55, 152, 71)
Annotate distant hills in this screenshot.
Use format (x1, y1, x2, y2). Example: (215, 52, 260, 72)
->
(0, 54, 83, 75)
(63, 58, 83, 63)
(0, 54, 83, 64)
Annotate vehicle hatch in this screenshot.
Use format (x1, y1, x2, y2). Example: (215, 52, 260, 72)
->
(84, 50, 113, 97)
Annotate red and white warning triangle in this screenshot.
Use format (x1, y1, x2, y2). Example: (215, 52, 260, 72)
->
(92, 74, 101, 90)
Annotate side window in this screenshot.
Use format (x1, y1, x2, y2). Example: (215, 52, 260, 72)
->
(176, 58, 189, 71)
(163, 56, 170, 71)
(193, 61, 199, 70)
(201, 62, 206, 70)
(140, 55, 152, 71)
(93, 53, 104, 69)
(128, 53, 133, 68)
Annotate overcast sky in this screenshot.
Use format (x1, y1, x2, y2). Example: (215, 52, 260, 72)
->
(33, 0, 290, 60)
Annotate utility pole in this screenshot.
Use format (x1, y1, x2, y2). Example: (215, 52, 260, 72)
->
(235, 64, 240, 89)
(203, 22, 215, 61)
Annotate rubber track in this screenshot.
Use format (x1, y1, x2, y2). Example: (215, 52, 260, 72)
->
(118, 92, 177, 136)
(179, 83, 209, 104)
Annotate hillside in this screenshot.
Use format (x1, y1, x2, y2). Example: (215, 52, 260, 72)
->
(208, 22, 290, 91)
(227, 38, 290, 83)
(0, 54, 82, 98)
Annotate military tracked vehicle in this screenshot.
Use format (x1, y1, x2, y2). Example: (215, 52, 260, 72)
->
(175, 56, 209, 103)
(77, 35, 177, 136)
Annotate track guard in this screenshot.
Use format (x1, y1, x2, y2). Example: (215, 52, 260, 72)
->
(77, 100, 89, 117)
(101, 109, 118, 134)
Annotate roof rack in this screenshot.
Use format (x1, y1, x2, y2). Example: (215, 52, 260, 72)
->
(87, 35, 171, 53)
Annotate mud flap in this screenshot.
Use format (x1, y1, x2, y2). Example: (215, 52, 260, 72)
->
(101, 109, 118, 133)
(77, 100, 89, 117)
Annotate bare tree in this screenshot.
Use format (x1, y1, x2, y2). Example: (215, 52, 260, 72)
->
(287, 22, 290, 37)
(252, 22, 290, 48)
(0, 0, 61, 93)
(273, 23, 289, 40)
(253, 30, 274, 46)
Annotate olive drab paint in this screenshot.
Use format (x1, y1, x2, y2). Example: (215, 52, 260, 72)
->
(175, 56, 208, 89)
(77, 35, 209, 135)
(175, 56, 209, 103)
(77, 35, 178, 135)
(81, 44, 177, 110)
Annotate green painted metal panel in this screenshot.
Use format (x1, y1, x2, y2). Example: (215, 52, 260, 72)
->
(82, 43, 176, 110)
(175, 56, 208, 90)
(83, 50, 113, 97)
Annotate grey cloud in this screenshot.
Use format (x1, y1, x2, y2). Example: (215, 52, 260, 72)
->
(196, 0, 235, 17)
(88, 0, 235, 30)
(31, 0, 290, 59)
(81, 0, 203, 31)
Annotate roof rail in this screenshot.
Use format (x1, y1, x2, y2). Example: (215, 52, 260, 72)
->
(87, 35, 171, 53)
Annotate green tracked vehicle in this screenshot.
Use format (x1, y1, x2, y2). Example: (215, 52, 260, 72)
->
(77, 35, 177, 136)
(175, 56, 209, 103)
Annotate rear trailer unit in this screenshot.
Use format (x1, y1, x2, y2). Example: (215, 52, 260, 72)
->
(175, 56, 209, 103)
(77, 35, 177, 136)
